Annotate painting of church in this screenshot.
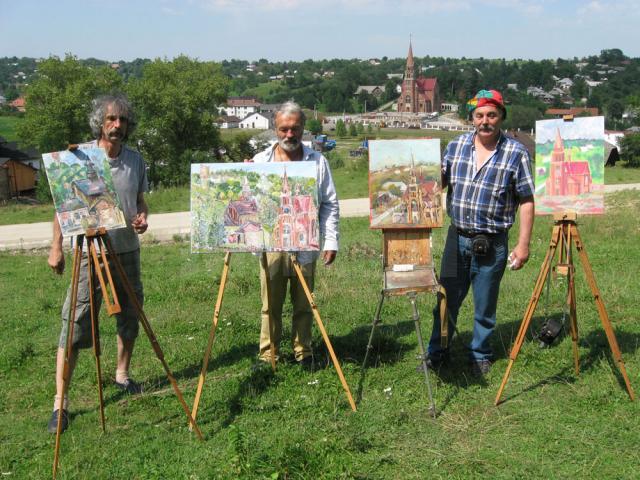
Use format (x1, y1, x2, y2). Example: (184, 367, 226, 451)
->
(397, 41, 440, 114)
(190, 161, 319, 252)
(534, 117, 604, 215)
(274, 169, 319, 250)
(369, 139, 443, 229)
(545, 128, 592, 196)
(42, 147, 126, 237)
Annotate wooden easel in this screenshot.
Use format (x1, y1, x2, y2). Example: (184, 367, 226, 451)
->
(495, 212, 635, 405)
(53, 228, 203, 479)
(360, 229, 447, 418)
(190, 251, 357, 427)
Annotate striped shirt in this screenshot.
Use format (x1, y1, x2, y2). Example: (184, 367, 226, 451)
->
(444, 131, 534, 233)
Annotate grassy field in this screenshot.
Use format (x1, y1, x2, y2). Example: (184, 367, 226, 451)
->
(2, 190, 640, 478)
(0, 115, 23, 142)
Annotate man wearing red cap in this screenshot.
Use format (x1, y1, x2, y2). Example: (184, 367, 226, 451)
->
(427, 89, 534, 376)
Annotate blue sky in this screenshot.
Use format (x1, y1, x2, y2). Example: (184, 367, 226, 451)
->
(1, 0, 638, 62)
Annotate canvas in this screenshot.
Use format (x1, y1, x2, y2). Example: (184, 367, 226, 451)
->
(191, 162, 319, 253)
(534, 116, 605, 215)
(368, 138, 443, 229)
(42, 148, 126, 237)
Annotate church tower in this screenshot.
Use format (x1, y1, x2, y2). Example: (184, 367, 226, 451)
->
(398, 41, 417, 113)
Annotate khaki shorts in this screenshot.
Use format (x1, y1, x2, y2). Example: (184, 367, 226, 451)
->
(59, 250, 143, 349)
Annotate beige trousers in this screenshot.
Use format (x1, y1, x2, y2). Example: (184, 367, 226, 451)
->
(259, 253, 315, 362)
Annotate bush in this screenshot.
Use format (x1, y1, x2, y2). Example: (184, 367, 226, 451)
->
(325, 151, 344, 170)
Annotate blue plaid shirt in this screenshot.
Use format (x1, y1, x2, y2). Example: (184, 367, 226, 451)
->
(444, 131, 534, 233)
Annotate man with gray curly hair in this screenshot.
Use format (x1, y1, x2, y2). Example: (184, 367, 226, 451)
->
(47, 93, 149, 433)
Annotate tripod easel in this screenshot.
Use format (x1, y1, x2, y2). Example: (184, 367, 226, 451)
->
(53, 228, 203, 479)
(190, 251, 356, 427)
(360, 229, 447, 418)
(495, 212, 635, 405)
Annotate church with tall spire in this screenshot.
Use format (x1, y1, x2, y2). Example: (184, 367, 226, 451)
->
(397, 40, 440, 114)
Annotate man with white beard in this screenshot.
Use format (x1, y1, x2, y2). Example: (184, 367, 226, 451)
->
(251, 101, 339, 370)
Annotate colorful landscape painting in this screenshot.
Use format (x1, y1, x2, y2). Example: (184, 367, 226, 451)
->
(368, 138, 443, 229)
(191, 162, 319, 253)
(42, 148, 126, 237)
(535, 116, 605, 215)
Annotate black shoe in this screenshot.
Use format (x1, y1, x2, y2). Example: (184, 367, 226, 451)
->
(470, 359, 492, 377)
(48, 409, 69, 434)
(114, 378, 143, 395)
(417, 353, 447, 372)
(298, 355, 314, 372)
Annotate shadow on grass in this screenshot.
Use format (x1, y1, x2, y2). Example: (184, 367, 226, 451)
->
(492, 311, 640, 402)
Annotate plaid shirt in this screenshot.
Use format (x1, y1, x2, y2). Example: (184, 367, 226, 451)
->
(444, 131, 534, 233)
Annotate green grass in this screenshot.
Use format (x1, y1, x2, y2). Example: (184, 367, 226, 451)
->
(2, 191, 640, 478)
(0, 115, 23, 142)
(603, 161, 640, 184)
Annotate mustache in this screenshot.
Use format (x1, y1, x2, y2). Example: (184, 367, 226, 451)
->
(477, 124, 496, 132)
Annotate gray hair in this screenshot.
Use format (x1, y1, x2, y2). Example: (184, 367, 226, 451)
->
(89, 93, 137, 141)
(275, 100, 306, 126)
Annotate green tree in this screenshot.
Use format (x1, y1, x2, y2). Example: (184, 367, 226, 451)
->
(306, 118, 323, 135)
(620, 133, 640, 167)
(356, 122, 364, 135)
(335, 119, 347, 137)
(127, 55, 228, 185)
(17, 55, 122, 201)
(349, 122, 357, 137)
(18, 54, 123, 151)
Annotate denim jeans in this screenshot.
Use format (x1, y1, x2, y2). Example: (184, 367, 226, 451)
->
(429, 227, 508, 361)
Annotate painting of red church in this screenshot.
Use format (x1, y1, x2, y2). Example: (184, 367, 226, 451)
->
(534, 116, 604, 215)
(190, 161, 319, 252)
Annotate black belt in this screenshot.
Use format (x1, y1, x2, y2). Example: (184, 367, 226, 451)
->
(455, 228, 503, 238)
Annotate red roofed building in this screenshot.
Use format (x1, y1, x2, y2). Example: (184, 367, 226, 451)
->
(546, 128, 592, 196)
(9, 97, 26, 112)
(397, 42, 440, 114)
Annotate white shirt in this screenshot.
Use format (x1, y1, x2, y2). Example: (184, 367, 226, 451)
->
(252, 143, 340, 264)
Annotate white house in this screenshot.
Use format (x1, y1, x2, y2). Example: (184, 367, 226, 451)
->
(217, 115, 240, 129)
(239, 112, 273, 130)
(220, 96, 261, 119)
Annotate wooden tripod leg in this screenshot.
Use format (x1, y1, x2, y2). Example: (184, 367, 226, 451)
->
(495, 225, 561, 405)
(290, 256, 357, 412)
(190, 252, 232, 428)
(260, 253, 277, 371)
(101, 236, 205, 440)
(53, 240, 83, 479)
(571, 225, 635, 400)
(567, 263, 580, 376)
(87, 239, 105, 432)
(90, 236, 121, 315)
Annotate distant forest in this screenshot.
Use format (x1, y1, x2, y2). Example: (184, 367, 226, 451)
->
(2, 48, 639, 130)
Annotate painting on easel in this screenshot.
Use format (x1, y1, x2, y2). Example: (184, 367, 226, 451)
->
(191, 162, 319, 253)
(534, 116, 605, 215)
(368, 139, 443, 229)
(42, 148, 126, 237)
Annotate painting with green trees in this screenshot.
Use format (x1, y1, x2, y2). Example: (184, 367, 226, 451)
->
(42, 147, 126, 236)
(368, 139, 443, 228)
(191, 162, 319, 253)
(534, 116, 604, 215)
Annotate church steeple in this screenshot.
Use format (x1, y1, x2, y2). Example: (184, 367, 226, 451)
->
(405, 39, 415, 81)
